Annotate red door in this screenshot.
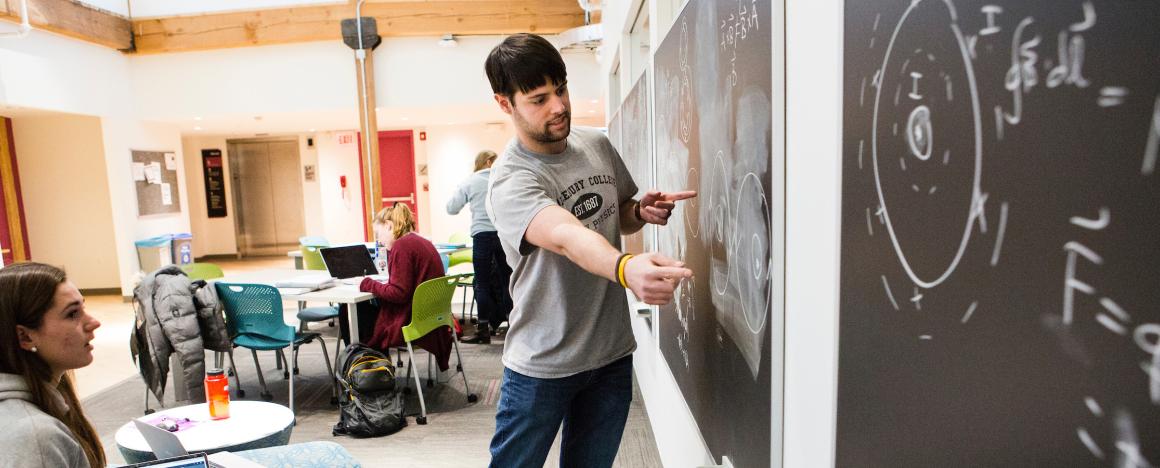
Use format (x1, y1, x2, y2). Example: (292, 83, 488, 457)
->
(377, 130, 417, 218)
(0, 117, 30, 265)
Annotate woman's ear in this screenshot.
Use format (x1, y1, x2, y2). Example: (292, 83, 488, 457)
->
(15, 325, 35, 351)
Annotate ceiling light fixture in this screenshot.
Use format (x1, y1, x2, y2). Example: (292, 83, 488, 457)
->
(438, 34, 457, 48)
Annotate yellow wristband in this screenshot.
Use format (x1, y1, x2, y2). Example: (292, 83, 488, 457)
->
(616, 254, 634, 288)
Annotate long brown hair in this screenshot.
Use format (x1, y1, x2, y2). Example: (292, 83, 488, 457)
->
(374, 203, 417, 241)
(0, 262, 106, 468)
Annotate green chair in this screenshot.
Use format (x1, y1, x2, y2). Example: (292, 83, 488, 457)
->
(215, 283, 337, 413)
(301, 245, 327, 271)
(181, 262, 224, 281)
(448, 232, 470, 245)
(400, 274, 478, 424)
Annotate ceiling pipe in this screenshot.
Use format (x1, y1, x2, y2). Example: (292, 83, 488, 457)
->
(0, 0, 32, 39)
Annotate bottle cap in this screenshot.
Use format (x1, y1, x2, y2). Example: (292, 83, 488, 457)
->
(206, 367, 224, 376)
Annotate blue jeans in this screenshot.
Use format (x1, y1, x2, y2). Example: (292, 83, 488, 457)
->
(489, 355, 633, 468)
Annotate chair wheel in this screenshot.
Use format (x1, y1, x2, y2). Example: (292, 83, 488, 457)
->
(283, 371, 290, 379)
(144, 409, 156, 415)
(293, 368, 300, 375)
(227, 369, 235, 376)
(468, 394, 478, 403)
(427, 379, 434, 388)
(328, 320, 335, 327)
(261, 392, 274, 402)
(417, 416, 427, 425)
(237, 389, 246, 398)
(456, 364, 463, 372)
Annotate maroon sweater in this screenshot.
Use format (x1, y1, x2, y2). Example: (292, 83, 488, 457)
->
(359, 232, 452, 370)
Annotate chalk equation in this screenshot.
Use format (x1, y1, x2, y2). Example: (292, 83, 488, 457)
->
(851, 0, 1160, 464)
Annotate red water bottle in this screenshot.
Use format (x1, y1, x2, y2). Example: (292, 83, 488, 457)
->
(204, 368, 230, 420)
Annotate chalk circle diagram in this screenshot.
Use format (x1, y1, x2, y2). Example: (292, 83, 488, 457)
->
(872, 0, 983, 289)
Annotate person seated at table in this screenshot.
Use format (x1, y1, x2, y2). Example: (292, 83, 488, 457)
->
(0, 262, 105, 468)
(344, 203, 453, 370)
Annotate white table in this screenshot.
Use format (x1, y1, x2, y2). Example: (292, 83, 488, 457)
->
(214, 269, 376, 344)
(114, 401, 294, 463)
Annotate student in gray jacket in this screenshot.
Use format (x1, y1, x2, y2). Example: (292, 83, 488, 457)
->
(446, 149, 514, 344)
(0, 262, 105, 468)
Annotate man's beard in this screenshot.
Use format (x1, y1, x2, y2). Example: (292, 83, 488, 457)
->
(519, 111, 571, 144)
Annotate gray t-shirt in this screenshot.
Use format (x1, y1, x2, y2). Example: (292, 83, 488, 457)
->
(486, 126, 639, 378)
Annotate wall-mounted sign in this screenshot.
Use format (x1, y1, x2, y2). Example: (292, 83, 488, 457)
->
(202, 149, 227, 218)
(336, 131, 356, 147)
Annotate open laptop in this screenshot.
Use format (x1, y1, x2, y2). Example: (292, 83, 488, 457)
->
(125, 453, 212, 468)
(319, 244, 380, 282)
(132, 420, 263, 468)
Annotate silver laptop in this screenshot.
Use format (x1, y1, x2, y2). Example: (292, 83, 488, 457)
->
(132, 420, 262, 468)
(125, 452, 210, 468)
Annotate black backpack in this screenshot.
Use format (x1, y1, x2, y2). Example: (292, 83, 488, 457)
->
(332, 343, 407, 437)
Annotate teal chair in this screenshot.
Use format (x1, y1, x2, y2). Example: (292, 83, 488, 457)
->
(296, 241, 340, 336)
(180, 262, 224, 281)
(400, 274, 478, 424)
(215, 283, 337, 412)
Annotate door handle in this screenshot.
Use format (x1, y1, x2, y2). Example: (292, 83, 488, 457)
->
(381, 193, 415, 204)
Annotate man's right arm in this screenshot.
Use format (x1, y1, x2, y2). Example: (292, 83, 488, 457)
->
(524, 205, 691, 305)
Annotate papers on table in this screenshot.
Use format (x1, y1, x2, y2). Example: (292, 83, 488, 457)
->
(273, 274, 335, 291)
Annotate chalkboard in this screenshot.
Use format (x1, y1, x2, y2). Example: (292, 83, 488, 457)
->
(202, 149, 227, 218)
(653, 0, 774, 466)
(839, 1, 1160, 465)
(132, 150, 181, 216)
(615, 70, 652, 254)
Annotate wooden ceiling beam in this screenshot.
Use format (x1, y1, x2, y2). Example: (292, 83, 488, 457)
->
(0, 0, 132, 50)
(131, 0, 596, 55)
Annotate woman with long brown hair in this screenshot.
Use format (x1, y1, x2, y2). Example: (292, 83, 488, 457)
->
(0, 262, 105, 467)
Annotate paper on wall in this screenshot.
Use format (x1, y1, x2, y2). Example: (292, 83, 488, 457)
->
(132, 162, 146, 181)
(145, 162, 162, 184)
(161, 183, 172, 205)
(164, 152, 178, 170)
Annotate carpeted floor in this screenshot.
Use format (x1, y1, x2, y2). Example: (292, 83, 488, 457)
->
(85, 321, 662, 467)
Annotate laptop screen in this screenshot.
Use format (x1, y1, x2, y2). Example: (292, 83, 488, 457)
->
(319, 245, 378, 279)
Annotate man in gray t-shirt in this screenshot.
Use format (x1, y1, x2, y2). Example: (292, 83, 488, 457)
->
(484, 33, 695, 468)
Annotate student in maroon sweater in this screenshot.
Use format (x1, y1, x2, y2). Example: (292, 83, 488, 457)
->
(356, 203, 453, 370)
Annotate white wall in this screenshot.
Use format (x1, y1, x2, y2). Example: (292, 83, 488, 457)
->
(783, 0, 842, 466)
(424, 122, 514, 241)
(181, 135, 237, 257)
(10, 114, 120, 289)
(0, 29, 133, 118)
(100, 117, 190, 296)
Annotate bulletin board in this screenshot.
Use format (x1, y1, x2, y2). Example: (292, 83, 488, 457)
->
(132, 150, 181, 216)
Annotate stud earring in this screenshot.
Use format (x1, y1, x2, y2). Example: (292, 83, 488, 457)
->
(30, 346, 37, 353)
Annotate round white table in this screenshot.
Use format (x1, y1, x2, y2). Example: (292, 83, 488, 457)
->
(115, 401, 295, 463)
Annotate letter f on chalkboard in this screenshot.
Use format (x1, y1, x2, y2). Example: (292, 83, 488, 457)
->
(1062, 241, 1103, 325)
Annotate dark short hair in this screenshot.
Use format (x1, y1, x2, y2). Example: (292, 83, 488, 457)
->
(485, 33, 567, 99)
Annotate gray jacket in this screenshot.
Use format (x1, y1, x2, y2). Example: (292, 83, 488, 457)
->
(131, 266, 230, 404)
(0, 373, 89, 468)
(446, 168, 496, 236)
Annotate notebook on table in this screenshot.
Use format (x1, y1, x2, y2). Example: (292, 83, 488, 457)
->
(319, 244, 379, 280)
